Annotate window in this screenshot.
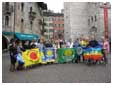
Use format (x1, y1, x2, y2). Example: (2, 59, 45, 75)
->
(88, 19, 90, 25)
(61, 17, 63, 21)
(49, 18, 52, 21)
(45, 17, 48, 21)
(5, 16, 9, 26)
(62, 24, 64, 27)
(21, 3, 24, 12)
(52, 17, 54, 21)
(30, 21, 33, 30)
(21, 19, 24, 32)
(91, 16, 93, 22)
(49, 29, 53, 32)
(56, 24, 58, 27)
(59, 24, 60, 27)
(30, 7, 32, 12)
(95, 15, 97, 21)
(49, 23, 53, 27)
(54, 24, 56, 27)
(58, 17, 61, 21)
(5, 2, 9, 10)
(54, 17, 56, 21)
(21, 19, 24, 23)
(6, 2, 9, 6)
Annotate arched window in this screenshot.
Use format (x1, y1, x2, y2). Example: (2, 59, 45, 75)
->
(21, 19, 24, 32)
(21, 3, 24, 12)
(5, 16, 9, 26)
(30, 7, 32, 12)
(95, 15, 97, 21)
(91, 16, 93, 22)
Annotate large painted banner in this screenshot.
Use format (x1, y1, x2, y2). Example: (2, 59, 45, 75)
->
(40, 50, 47, 64)
(44, 47, 56, 62)
(58, 48, 77, 63)
(83, 47, 103, 61)
(22, 48, 42, 67)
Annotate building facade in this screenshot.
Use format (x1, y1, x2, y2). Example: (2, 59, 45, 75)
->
(43, 10, 64, 41)
(43, 10, 54, 40)
(64, 2, 111, 41)
(53, 13, 64, 40)
(2, 2, 47, 49)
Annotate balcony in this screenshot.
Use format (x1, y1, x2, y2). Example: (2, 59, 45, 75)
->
(29, 11, 36, 21)
(3, 5, 13, 15)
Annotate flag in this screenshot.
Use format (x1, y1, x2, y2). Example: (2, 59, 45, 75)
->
(22, 48, 42, 67)
(44, 47, 55, 62)
(58, 48, 77, 63)
(39, 50, 47, 64)
(83, 47, 103, 61)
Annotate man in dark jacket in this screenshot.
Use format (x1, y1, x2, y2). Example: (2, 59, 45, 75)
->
(45, 40, 53, 48)
(23, 41, 30, 50)
(9, 39, 18, 72)
(88, 36, 99, 47)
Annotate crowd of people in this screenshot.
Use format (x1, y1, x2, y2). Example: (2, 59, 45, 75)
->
(9, 38, 55, 72)
(8, 35, 110, 72)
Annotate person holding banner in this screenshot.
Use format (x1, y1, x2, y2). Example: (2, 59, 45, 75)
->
(30, 39, 37, 49)
(23, 41, 30, 51)
(37, 39, 44, 50)
(9, 39, 18, 72)
(45, 40, 53, 48)
(88, 36, 99, 47)
(16, 41, 25, 70)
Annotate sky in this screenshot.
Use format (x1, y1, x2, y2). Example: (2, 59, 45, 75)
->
(44, 0, 64, 13)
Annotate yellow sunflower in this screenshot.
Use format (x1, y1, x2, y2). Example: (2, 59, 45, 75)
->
(47, 50, 53, 56)
(64, 49, 73, 57)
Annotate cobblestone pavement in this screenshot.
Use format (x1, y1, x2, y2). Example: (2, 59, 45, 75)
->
(2, 52, 111, 83)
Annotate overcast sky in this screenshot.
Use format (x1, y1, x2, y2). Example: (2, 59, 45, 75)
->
(44, 0, 64, 13)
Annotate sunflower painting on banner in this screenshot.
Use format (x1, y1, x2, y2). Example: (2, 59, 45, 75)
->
(22, 48, 42, 67)
(44, 47, 55, 63)
(58, 48, 78, 63)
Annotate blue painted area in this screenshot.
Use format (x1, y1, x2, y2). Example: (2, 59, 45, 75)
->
(15, 32, 39, 41)
(44, 47, 55, 62)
